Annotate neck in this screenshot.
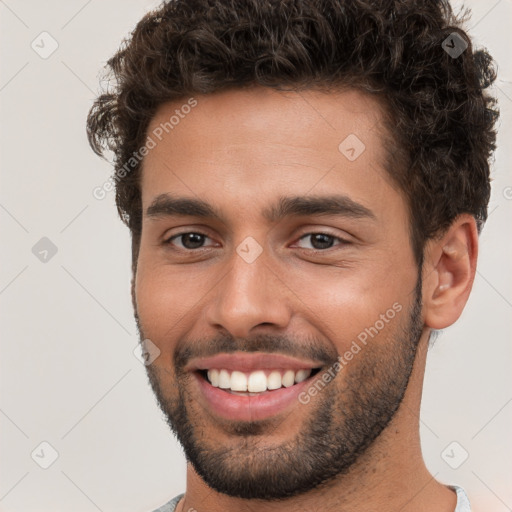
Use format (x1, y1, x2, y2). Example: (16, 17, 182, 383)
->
(178, 336, 457, 512)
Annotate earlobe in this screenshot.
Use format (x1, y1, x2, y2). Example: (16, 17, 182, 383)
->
(423, 215, 478, 330)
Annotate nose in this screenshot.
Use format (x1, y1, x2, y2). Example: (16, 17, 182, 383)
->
(205, 247, 292, 339)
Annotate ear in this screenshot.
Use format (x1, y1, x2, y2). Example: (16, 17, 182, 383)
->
(422, 214, 479, 330)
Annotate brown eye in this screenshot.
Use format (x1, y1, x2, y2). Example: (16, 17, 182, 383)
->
(296, 232, 347, 251)
(165, 232, 213, 250)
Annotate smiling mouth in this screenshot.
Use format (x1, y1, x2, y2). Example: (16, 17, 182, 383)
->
(196, 367, 322, 395)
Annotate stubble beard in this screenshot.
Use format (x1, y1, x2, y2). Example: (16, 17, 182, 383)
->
(138, 279, 424, 500)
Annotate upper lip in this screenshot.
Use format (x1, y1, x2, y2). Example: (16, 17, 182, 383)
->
(186, 352, 324, 372)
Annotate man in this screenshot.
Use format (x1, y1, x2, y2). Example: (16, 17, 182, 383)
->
(87, 0, 498, 510)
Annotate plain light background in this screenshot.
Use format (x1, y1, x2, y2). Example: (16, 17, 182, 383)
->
(0, 1, 511, 511)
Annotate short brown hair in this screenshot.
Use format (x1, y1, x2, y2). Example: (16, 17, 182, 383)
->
(86, 0, 499, 271)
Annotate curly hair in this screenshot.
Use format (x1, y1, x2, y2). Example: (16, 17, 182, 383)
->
(86, 0, 498, 272)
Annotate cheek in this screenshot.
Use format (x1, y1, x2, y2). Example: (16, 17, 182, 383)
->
(134, 258, 214, 350)
(287, 264, 410, 349)
(134, 262, 182, 351)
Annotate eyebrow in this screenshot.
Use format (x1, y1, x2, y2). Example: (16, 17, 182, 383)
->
(145, 193, 376, 223)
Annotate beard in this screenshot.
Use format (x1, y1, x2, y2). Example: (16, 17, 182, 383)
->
(135, 277, 424, 501)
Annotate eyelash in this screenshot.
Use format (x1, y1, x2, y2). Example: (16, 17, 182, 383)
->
(163, 231, 349, 252)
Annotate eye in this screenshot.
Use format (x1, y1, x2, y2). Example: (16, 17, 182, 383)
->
(164, 232, 215, 250)
(294, 232, 348, 251)
(163, 231, 349, 252)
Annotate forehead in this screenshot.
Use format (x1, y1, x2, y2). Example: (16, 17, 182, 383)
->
(140, 87, 402, 224)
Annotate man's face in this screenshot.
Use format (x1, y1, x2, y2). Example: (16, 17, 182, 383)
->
(134, 87, 424, 499)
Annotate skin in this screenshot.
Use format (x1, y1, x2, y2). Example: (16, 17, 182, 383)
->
(133, 87, 478, 512)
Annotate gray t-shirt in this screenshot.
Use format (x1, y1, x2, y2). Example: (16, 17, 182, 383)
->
(151, 492, 183, 512)
(151, 485, 471, 511)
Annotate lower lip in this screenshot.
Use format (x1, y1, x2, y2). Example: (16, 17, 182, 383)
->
(194, 372, 315, 422)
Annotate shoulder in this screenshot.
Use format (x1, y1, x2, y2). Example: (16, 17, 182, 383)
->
(450, 485, 472, 512)
(151, 489, 471, 512)
(149, 493, 185, 512)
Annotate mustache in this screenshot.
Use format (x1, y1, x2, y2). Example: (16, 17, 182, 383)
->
(173, 332, 338, 371)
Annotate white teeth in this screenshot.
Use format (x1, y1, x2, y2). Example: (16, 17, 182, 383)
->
(230, 371, 248, 391)
(294, 369, 310, 383)
(282, 370, 295, 387)
(267, 370, 282, 390)
(205, 368, 313, 392)
(207, 369, 219, 387)
(247, 371, 267, 392)
(218, 369, 231, 389)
